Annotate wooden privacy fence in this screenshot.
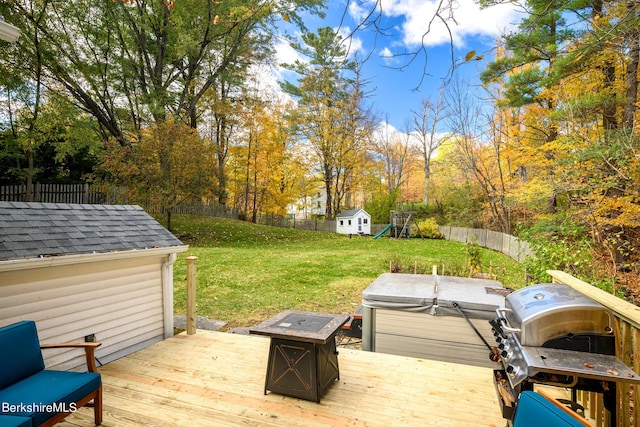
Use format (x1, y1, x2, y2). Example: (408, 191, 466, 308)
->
(0, 184, 238, 219)
(0, 183, 105, 204)
(439, 225, 534, 262)
(548, 270, 640, 427)
(253, 214, 335, 232)
(142, 199, 238, 219)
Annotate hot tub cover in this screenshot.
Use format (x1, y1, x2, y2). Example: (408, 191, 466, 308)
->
(362, 273, 506, 319)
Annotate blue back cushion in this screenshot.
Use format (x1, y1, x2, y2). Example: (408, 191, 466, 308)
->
(514, 391, 585, 427)
(0, 321, 45, 389)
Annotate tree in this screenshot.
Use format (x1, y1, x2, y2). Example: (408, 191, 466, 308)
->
(1, 0, 325, 144)
(445, 77, 513, 233)
(98, 119, 213, 230)
(282, 27, 375, 219)
(371, 121, 414, 197)
(0, 29, 100, 189)
(227, 84, 303, 222)
(477, 0, 640, 286)
(411, 95, 447, 205)
(480, 0, 573, 214)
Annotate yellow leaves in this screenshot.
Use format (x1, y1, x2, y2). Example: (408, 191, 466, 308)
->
(465, 50, 475, 62)
(213, 15, 220, 25)
(592, 196, 640, 229)
(465, 50, 484, 62)
(283, 14, 290, 23)
(507, 177, 554, 206)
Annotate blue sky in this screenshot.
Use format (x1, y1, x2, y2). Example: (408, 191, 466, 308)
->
(272, 0, 525, 131)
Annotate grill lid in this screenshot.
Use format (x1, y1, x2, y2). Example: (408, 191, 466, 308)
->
(503, 283, 613, 346)
(506, 283, 603, 322)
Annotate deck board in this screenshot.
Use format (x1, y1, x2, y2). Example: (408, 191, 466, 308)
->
(60, 330, 506, 426)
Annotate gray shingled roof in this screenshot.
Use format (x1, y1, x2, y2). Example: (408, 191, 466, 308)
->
(0, 202, 184, 261)
(336, 209, 368, 218)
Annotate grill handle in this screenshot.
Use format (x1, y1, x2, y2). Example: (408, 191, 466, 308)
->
(495, 308, 521, 333)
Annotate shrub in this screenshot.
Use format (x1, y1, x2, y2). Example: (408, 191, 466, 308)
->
(466, 236, 482, 275)
(412, 218, 443, 239)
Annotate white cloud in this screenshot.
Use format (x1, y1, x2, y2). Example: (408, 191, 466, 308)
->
(401, 0, 521, 48)
(274, 36, 304, 68)
(378, 47, 397, 66)
(245, 38, 301, 105)
(347, 1, 371, 24)
(348, 0, 522, 49)
(336, 26, 364, 58)
(271, 36, 306, 90)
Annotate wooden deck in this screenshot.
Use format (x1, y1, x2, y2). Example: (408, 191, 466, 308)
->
(59, 330, 505, 427)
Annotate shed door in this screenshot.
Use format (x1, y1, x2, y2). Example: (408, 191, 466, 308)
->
(358, 217, 362, 232)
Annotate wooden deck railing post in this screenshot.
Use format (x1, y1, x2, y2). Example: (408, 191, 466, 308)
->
(186, 256, 198, 335)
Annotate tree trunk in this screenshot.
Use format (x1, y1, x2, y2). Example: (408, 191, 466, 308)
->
(602, 62, 618, 131)
(422, 161, 431, 205)
(244, 129, 253, 220)
(324, 176, 333, 219)
(623, 32, 639, 130)
(593, 0, 618, 132)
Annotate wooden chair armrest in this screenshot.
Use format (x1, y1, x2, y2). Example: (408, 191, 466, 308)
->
(41, 342, 102, 372)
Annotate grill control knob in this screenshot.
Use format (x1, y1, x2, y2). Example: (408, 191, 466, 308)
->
(506, 365, 520, 379)
(501, 350, 512, 361)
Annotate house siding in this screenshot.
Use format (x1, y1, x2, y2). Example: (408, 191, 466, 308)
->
(0, 254, 169, 371)
(336, 210, 371, 235)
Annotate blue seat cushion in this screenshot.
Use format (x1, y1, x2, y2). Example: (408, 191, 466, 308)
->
(0, 321, 45, 389)
(513, 391, 585, 427)
(0, 370, 101, 426)
(0, 416, 32, 427)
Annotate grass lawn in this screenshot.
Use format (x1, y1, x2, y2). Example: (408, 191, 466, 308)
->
(169, 215, 526, 330)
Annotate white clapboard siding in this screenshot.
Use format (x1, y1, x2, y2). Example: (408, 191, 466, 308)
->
(373, 308, 498, 368)
(0, 254, 170, 371)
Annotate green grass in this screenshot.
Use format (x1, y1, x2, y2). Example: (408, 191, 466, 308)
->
(169, 215, 526, 330)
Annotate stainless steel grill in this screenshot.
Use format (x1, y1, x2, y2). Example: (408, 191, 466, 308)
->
(490, 283, 640, 425)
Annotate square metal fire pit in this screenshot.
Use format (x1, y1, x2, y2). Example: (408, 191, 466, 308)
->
(250, 310, 349, 402)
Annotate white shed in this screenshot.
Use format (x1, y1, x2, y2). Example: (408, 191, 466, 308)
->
(336, 208, 371, 235)
(0, 202, 188, 371)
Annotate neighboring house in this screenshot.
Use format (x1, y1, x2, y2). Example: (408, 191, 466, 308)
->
(336, 208, 371, 235)
(288, 188, 327, 219)
(0, 202, 188, 371)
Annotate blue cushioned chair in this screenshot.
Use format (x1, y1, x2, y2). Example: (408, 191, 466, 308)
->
(0, 415, 32, 427)
(0, 320, 102, 426)
(513, 391, 591, 427)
